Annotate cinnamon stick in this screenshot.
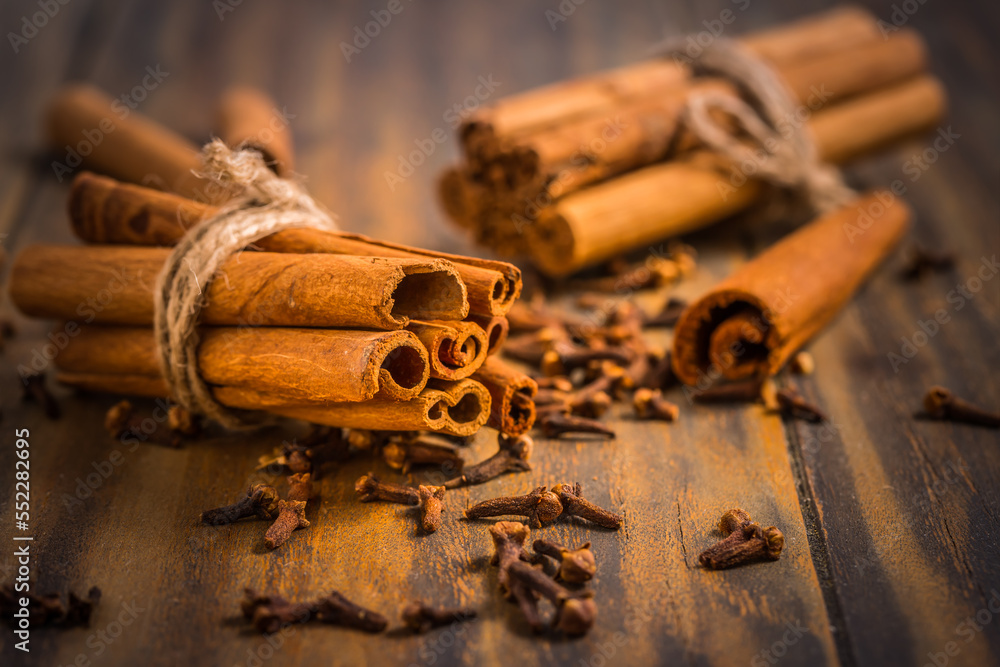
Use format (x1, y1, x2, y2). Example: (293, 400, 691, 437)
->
(672, 191, 910, 385)
(525, 76, 945, 275)
(54, 325, 430, 402)
(67, 172, 520, 317)
(215, 86, 295, 176)
(10, 245, 467, 328)
(214, 379, 491, 436)
(471, 357, 538, 436)
(467, 314, 509, 357)
(407, 320, 488, 380)
(46, 85, 215, 202)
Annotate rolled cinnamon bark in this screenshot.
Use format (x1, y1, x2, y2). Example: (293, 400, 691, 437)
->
(56, 373, 487, 435)
(471, 357, 538, 436)
(46, 85, 215, 203)
(9, 245, 467, 328)
(407, 320, 488, 381)
(467, 314, 509, 357)
(54, 325, 430, 402)
(672, 191, 910, 385)
(459, 6, 881, 164)
(214, 379, 491, 436)
(66, 172, 520, 317)
(525, 75, 945, 276)
(215, 86, 295, 176)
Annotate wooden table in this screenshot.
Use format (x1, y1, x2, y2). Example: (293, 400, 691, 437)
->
(1, 1, 997, 665)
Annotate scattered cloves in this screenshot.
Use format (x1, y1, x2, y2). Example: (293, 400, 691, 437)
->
(382, 437, 464, 475)
(104, 400, 193, 447)
(444, 434, 532, 489)
(553, 483, 622, 529)
(417, 485, 446, 533)
(314, 591, 388, 633)
(241, 588, 386, 634)
(466, 486, 563, 528)
(354, 472, 420, 505)
(21, 372, 60, 419)
(401, 601, 477, 633)
(533, 539, 596, 583)
(633, 388, 679, 422)
(264, 473, 312, 549)
(1, 583, 101, 628)
(698, 508, 785, 570)
(921, 386, 1000, 428)
(489, 521, 543, 632)
(201, 483, 279, 525)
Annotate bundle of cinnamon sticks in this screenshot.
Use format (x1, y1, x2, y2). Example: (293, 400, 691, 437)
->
(438, 7, 947, 276)
(12, 86, 539, 436)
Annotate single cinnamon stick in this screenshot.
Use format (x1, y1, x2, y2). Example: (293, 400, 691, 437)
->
(525, 76, 945, 276)
(54, 325, 430, 402)
(46, 85, 216, 203)
(407, 320, 488, 381)
(467, 314, 509, 357)
(9, 245, 467, 328)
(215, 86, 295, 176)
(66, 172, 520, 317)
(672, 191, 910, 385)
(471, 357, 538, 436)
(214, 379, 491, 436)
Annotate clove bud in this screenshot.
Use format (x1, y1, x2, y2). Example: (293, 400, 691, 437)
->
(466, 486, 563, 528)
(698, 508, 784, 569)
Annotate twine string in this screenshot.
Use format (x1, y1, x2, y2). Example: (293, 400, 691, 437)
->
(153, 140, 339, 429)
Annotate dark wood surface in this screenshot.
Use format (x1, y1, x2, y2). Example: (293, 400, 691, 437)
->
(0, 1, 998, 666)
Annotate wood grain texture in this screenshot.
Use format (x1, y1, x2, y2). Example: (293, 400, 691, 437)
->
(0, 0, 997, 666)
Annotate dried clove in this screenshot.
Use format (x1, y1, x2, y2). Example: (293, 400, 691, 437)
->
(505, 561, 597, 636)
(104, 400, 192, 447)
(775, 388, 828, 423)
(540, 343, 632, 377)
(417, 485, 446, 533)
(553, 483, 622, 529)
(533, 538, 596, 583)
(643, 297, 688, 328)
(901, 244, 956, 280)
(21, 372, 60, 419)
(242, 588, 387, 634)
(691, 379, 763, 403)
(354, 472, 420, 505)
(201, 483, 279, 525)
(264, 473, 312, 549)
(633, 388, 679, 421)
(534, 376, 574, 392)
(241, 589, 312, 634)
(539, 413, 615, 439)
(698, 508, 785, 570)
(789, 351, 815, 375)
(921, 386, 1000, 428)
(382, 437, 464, 475)
(1, 583, 101, 628)
(401, 601, 477, 633)
(314, 591, 388, 633)
(466, 486, 563, 528)
(489, 521, 542, 632)
(444, 434, 532, 489)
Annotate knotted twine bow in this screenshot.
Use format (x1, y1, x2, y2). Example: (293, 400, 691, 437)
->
(658, 37, 856, 221)
(153, 140, 339, 429)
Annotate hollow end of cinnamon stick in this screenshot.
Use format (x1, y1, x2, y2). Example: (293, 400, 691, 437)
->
(672, 191, 911, 386)
(473, 357, 538, 436)
(408, 321, 489, 381)
(467, 314, 510, 357)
